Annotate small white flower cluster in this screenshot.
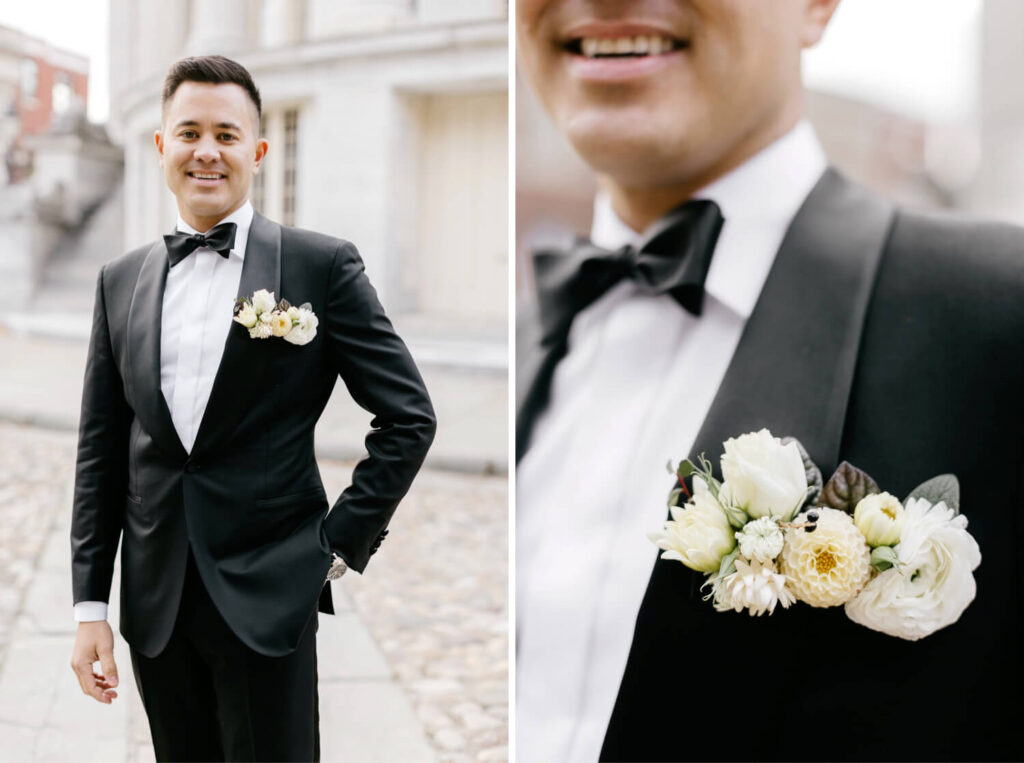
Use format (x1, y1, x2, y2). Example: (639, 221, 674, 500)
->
(233, 289, 319, 346)
(648, 429, 981, 640)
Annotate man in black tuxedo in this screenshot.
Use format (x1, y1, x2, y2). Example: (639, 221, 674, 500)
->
(69, 55, 435, 761)
(517, 1, 1024, 761)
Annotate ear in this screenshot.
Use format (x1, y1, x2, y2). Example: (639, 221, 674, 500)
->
(154, 129, 165, 168)
(801, 0, 842, 47)
(253, 138, 269, 174)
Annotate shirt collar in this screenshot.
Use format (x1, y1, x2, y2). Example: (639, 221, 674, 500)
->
(590, 121, 828, 318)
(175, 200, 255, 261)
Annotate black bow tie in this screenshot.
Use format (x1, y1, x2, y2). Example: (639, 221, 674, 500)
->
(531, 199, 724, 345)
(164, 222, 237, 267)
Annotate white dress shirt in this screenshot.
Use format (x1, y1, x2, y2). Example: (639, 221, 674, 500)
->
(74, 202, 254, 623)
(516, 123, 827, 763)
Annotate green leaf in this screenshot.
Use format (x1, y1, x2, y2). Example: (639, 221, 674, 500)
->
(676, 459, 697, 482)
(907, 474, 960, 514)
(870, 545, 901, 572)
(818, 461, 880, 513)
(781, 436, 823, 509)
(717, 547, 739, 580)
(721, 502, 748, 530)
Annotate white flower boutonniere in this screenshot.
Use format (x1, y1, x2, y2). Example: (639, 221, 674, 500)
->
(233, 289, 318, 346)
(648, 428, 980, 641)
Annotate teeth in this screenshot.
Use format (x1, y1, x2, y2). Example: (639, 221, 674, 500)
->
(578, 35, 677, 58)
(191, 172, 222, 179)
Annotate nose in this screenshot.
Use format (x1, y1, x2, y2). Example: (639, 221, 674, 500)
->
(193, 137, 221, 163)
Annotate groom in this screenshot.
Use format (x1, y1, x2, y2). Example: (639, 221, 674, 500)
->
(517, 1, 1024, 761)
(69, 55, 435, 761)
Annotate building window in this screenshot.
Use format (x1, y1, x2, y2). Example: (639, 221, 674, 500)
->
(282, 108, 298, 226)
(20, 59, 38, 101)
(52, 73, 73, 115)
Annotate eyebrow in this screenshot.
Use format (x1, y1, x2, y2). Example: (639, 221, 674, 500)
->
(173, 120, 243, 131)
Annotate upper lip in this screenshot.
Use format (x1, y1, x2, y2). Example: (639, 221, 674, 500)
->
(559, 20, 687, 43)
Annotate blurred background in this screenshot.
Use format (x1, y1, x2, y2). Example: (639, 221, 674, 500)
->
(518, 0, 1024, 295)
(0, 2, 508, 762)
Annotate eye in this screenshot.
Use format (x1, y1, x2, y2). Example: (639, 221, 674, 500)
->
(180, 130, 198, 139)
(219, 133, 238, 142)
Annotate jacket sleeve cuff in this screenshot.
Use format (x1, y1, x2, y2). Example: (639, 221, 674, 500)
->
(74, 601, 108, 622)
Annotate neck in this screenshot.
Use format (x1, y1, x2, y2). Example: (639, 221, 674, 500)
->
(599, 111, 802, 233)
(180, 199, 247, 233)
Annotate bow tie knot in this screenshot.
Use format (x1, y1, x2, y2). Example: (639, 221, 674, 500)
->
(532, 199, 724, 345)
(164, 222, 237, 267)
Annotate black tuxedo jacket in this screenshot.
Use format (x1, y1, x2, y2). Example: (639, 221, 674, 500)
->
(71, 212, 436, 659)
(517, 170, 1024, 761)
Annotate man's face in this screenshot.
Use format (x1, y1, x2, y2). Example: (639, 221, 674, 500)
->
(518, 0, 829, 189)
(155, 81, 267, 232)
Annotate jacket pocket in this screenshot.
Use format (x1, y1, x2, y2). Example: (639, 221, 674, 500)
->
(254, 485, 326, 512)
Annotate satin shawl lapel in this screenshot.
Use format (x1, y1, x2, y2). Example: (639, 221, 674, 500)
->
(190, 212, 282, 460)
(687, 168, 894, 478)
(126, 241, 187, 462)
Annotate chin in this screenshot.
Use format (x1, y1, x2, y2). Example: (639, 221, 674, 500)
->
(562, 110, 704, 185)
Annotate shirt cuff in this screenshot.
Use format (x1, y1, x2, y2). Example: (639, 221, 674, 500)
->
(74, 601, 108, 622)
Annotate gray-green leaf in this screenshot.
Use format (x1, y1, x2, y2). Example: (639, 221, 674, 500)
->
(818, 461, 880, 513)
(781, 436, 823, 509)
(907, 474, 960, 514)
(870, 545, 901, 572)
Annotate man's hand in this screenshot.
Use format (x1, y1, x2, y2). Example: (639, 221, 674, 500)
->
(71, 621, 119, 704)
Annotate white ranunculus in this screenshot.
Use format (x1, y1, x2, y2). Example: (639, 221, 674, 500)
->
(251, 289, 277, 315)
(735, 516, 785, 564)
(845, 497, 981, 641)
(283, 308, 318, 346)
(720, 429, 808, 519)
(854, 492, 905, 547)
(286, 305, 301, 321)
(233, 304, 258, 328)
(648, 478, 736, 573)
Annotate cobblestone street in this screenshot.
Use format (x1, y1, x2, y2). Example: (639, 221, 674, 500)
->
(0, 422, 508, 762)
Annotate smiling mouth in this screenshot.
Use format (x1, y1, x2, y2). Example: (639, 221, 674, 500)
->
(187, 171, 225, 180)
(564, 35, 689, 58)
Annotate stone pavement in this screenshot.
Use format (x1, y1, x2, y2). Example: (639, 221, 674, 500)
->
(0, 422, 507, 762)
(0, 326, 506, 475)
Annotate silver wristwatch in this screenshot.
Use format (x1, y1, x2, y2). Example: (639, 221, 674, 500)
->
(326, 553, 348, 581)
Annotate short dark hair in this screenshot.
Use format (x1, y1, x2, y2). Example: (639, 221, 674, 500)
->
(162, 55, 262, 121)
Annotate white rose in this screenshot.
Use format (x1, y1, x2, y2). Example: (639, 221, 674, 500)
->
(233, 304, 257, 328)
(845, 497, 981, 641)
(283, 308, 318, 346)
(251, 289, 277, 315)
(720, 429, 808, 519)
(648, 478, 736, 573)
(286, 305, 301, 321)
(853, 492, 905, 547)
(268, 311, 292, 337)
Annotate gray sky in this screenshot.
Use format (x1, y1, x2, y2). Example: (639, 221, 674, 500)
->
(0, 0, 109, 123)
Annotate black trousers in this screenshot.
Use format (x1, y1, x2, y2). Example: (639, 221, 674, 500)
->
(130, 551, 320, 762)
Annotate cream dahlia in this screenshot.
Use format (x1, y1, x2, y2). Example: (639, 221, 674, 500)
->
(714, 558, 796, 616)
(778, 507, 871, 607)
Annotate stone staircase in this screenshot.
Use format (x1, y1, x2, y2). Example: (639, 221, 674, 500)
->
(30, 178, 124, 327)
